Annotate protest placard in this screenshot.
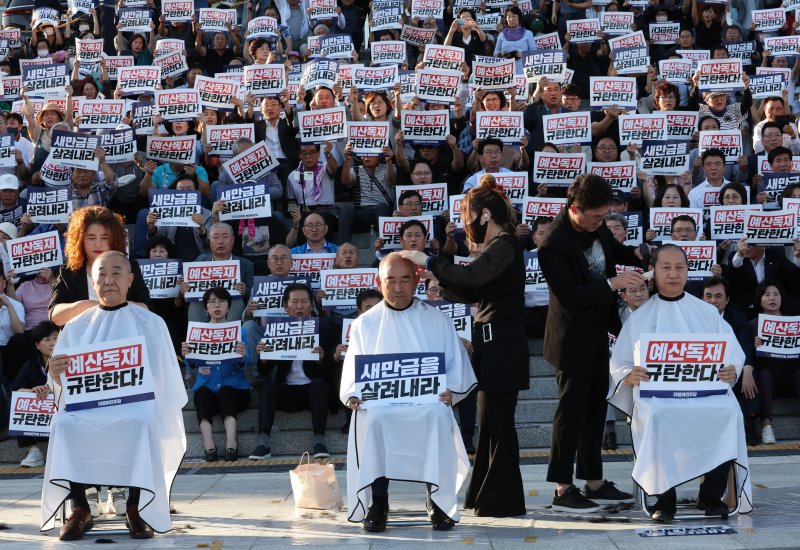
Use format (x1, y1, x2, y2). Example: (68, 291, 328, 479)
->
(640, 140, 690, 175)
(621, 211, 643, 246)
(320, 268, 378, 310)
(309, 0, 337, 19)
(138, 258, 181, 299)
(649, 22, 679, 44)
(494, 172, 528, 206)
(118, 66, 161, 95)
(104, 56, 134, 81)
(185, 321, 241, 361)
(663, 240, 716, 278)
(299, 58, 338, 89)
(533, 152, 586, 186)
(523, 250, 548, 292)
(401, 109, 449, 144)
(522, 196, 566, 225)
(0, 135, 14, 168)
(533, 31, 560, 49)
(649, 208, 703, 240)
(221, 141, 278, 184)
(183, 260, 241, 301)
(77, 99, 124, 130)
(206, 124, 254, 158)
(162, 0, 194, 22)
(542, 112, 591, 145)
(395, 182, 448, 215)
(664, 112, 698, 141)
(195, 75, 240, 111)
(246, 16, 278, 39)
(760, 173, 800, 208)
(60, 336, 154, 412)
(588, 161, 637, 192)
(523, 49, 566, 83)
(354, 352, 446, 407)
(2, 75, 21, 100)
(298, 106, 347, 144)
(696, 59, 743, 93)
(319, 34, 353, 59)
(450, 194, 464, 227)
(379, 216, 434, 250)
(371, 3, 403, 31)
(7, 230, 62, 273)
(243, 64, 286, 97)
(76, 38, 103, 63)
(709, 205, 762, 240)
(260, 317, 320, 361)
(21, 63, 69, 96)
(752, 8, 785, 31)
(756, 314, 800, 359)
(725, 41, 756, 66)
(658, 59, 693, 84)
(118, 7, 152, 33)
(39, 158, 72, 186)
(612, 46, 650, 74)
(590, 76, 637, 110)
(411, 0, 444, 19)
(566, 18, 601, 42)
(400, 24, 437, 47)
(748, 72, 787, 99)
(618, 113, 666, 145)
(347, 121, 390, 156)
(148, 189, 201, 227)
(676, 49, 710, 69)
(608, 30, 645, 51)
(698, 130, 742, 163)
(423, 44, 464, 71)
(27, 187, 72, 225)
(0, 27, 21, 48)
(352, 64, 399, 91)
(146, 135, 196, 165)
(7, 391, 54, 437)
(215, 181, 272, 221)
(371, 41, 406, 66)
(638, 334, 734, 395)
(132, 100, 155, 135)
(153, 50, 188, 79)
(415, 67, 461, 103)
(154, 89, 200, 122)
(424, 300, 471, 340)
(198, 8, 237, 32)
(50, 129, 98, 170)
(475, 111, 524, 144)
(600, 11, 634, 35)
(472, 57, 515, 91)
(250, 275, 310, 317)
(290, 254, 336, 288)
(762, 35, 800, 56)
(745, 209, 797, 244)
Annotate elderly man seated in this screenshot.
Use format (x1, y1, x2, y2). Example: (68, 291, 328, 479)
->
(42, 251, 186, 540)
(609, 245, 752, 522)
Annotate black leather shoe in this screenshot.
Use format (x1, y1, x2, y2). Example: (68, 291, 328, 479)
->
(59, 506, 93, 541)
(126, 505, 154, 539)
(650, 493, 676, 523)
(362, 501, 389, 532)
(697, 498, 729, 518)
(428, 502, 456, 531)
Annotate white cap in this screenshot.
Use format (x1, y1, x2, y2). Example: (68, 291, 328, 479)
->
(0, 174, 18, 191)
(0, 221, 17, 240)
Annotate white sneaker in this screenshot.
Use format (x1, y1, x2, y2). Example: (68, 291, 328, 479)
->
(86, 487, 100, 517)
(762, 424, 776, 445)
(107, 487, 127, 516)
(20, 446, 44, 468)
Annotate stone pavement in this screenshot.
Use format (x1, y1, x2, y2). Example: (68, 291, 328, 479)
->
(2, 455, 800, 549)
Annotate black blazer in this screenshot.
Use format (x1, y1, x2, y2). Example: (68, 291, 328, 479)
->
(258, 317, 337, 383)
(48, 260, 152, 325)
(253, 117, 299, 166)
(722, 249, 800, 316)
(724, 307, 755, 367)
(538, 210, 640, 369)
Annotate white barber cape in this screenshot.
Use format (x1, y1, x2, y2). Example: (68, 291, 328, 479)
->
(608, 293, 752, 513)
(340, 299, 477, 523)
(41, 303, 187, 533)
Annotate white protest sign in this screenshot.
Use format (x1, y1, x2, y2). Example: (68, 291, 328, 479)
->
(185, 321, 242, 361)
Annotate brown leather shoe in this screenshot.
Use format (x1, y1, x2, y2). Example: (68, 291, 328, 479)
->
(126, 505, 154, 539)
(59, 505, 93, 541)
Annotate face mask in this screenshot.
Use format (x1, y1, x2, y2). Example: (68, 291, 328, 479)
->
(38, 49, 48, 57)
(656, 15, 668, 22)
(79, 25, 90, 33)
(469, 214, 488, 244)
(6, 127, 17, 137)
(43, 27, 54, 37)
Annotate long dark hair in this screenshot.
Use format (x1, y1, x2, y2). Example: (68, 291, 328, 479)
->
(460, 174, 516, 242)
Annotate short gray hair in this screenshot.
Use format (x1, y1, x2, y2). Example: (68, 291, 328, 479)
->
(605, 212, 627, 230)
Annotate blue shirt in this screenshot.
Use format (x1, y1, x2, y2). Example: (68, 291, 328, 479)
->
(291, 241, 339, 254)
(463, 167, 512, 192)
(189, 327, 250, 392)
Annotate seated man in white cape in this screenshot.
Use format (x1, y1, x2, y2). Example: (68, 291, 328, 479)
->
(609, 244, 752, 522)
(42, 251, 187, 540)
(340, 253, 477, 532)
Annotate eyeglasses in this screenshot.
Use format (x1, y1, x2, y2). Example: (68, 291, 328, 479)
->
(303, 223, 325, 229)
(269, 255, 291, 262)
(578, 207, 611, 222)
(206, 298, 227, 306)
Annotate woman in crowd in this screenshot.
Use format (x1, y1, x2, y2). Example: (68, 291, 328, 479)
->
(182, 287, 249, 462)
(401, 174, 528, 517)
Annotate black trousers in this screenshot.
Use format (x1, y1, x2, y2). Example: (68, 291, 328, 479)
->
(194, 386, 251, 423)
(657, 461, 733, 504)
(464, 391, 526, 517)
(547, 340, 608, 485)
(258, 378, 328, 435)
(371, 477, 433, 506)
(69, 483, 140, 510)
(455, 389, 476, 443)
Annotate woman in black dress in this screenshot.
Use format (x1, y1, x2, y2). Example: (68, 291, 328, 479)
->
(400, 173, 528, 517)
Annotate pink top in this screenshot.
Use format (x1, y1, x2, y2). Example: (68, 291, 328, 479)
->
(16, 279, 52, 330)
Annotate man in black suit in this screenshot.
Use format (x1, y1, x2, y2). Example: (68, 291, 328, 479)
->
(722, 237, 800, 318)
(249, 283, 336, 460)
(252, 93, 299, 186)
(538, 174, 642, 513)
(702, 276, 760, 444)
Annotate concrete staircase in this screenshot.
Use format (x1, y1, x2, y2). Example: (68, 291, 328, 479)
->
(1, 230, 799, 463)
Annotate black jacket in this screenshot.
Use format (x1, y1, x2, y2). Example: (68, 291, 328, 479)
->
(253, 117, 299, 167)
(538, 210, 640, 369)
(721, 249, 800, 317)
